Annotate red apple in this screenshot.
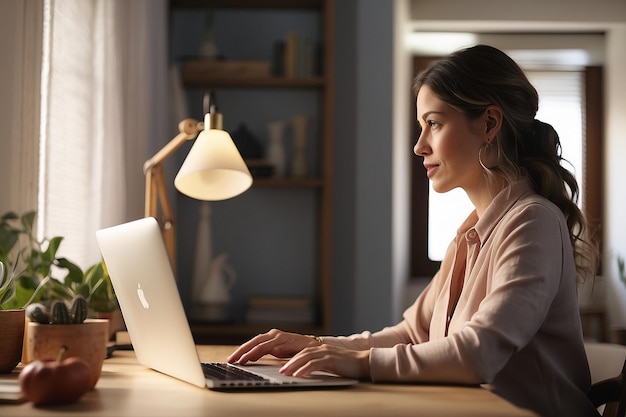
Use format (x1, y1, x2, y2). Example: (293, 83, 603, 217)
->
(19, 347, 92, 406)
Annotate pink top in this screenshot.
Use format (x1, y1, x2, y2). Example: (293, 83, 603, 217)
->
(324, 179, 598, 417)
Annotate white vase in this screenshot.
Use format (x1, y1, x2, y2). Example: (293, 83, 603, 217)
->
(291, 115, 310, 178)
(192, 202, 213, 312)
(266, 121, 287, 177)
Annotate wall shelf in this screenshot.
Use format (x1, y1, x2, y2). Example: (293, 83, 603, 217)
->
(182, 75, 326, 89)
(169, 0, 334, 343)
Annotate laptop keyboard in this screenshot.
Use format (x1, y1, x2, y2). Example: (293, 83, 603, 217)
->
(201, 362, 271, 382)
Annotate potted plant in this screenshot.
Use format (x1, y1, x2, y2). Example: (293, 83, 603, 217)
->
(0, 211, 29, 373)
(0, 209, 120, 377)
(0, 260, 25, 373)
(25, 296, 108, 389)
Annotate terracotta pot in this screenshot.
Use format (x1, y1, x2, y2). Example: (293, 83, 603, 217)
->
(0, 309, 25, 373)
(26, 318, 109, 389)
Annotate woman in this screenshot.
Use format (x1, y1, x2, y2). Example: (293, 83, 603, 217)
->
(228, 45, 599, 417)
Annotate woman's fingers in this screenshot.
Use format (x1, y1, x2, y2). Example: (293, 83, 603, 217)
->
(279, 345, 370, 380)
(227, 330, 281, 363)
(227, 329, 316, 364)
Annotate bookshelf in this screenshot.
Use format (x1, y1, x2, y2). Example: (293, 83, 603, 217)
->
(168, 0, 334, 344)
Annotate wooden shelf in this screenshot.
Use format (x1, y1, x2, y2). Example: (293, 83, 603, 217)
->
(252, 177, 323, 188)
(190, 321, 326, 345)
(170, 0, 322, 9)
(171, 0, 334, 344)
(182, 76, 326, 89)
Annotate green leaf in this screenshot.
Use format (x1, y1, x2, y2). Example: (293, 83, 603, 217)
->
(20, 211, 36, 237)
(57, 257, 83, 288)
(74, 283, 90, 298)
(42, 236, 63, 263)
(1, 212, 18, 222)
(84, 262, 104, 287)
(0, 284, 16, 306)
(0, 227, 19, 260)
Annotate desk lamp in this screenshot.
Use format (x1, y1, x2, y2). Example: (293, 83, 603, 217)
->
(143, 92, 252, 271)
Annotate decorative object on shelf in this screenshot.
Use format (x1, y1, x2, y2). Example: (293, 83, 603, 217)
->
(198, 9, 218, 59)
(231, 123, 263, 159)
(291, 114, 310, 178)
(194, 253, 237, 322)
(229, 122, 267, 180)
(191, 202, 213, 319)
(266, 121, 287, 177)
(191, 202, 237, 322)
(143, 91, 252, 272)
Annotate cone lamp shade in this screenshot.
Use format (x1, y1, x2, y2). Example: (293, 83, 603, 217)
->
(174, 113, 252, 201)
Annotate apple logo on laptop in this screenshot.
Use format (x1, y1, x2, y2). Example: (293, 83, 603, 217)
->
(137, 283, 150, 309)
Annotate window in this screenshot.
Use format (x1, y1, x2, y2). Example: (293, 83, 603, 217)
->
(36, 0, 166, 269)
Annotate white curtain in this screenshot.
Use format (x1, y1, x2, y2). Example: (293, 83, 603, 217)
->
(39, 0, 168, 268)
(1, 0, 43, 217)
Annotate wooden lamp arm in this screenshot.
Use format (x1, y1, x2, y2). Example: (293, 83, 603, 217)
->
(143, 118, 204, 271)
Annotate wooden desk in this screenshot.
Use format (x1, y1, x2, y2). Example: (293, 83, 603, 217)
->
(2, 345, 537, 417)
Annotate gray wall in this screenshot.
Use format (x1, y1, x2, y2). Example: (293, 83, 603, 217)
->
(332, 1, 395, 335)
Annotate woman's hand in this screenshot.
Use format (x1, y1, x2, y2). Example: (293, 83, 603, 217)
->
(279, 344, 370, 380)
(227, 329, 321, 365)
(227, 329, 370, 380)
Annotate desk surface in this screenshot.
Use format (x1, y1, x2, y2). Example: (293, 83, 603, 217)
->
(1, 345, 537, 417)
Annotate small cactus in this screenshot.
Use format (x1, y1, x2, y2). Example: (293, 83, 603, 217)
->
(50, 300, 70, 324)
(25, 303, 50, 324)
(27, 296, 89, 325)
(69, 296, 88, 324)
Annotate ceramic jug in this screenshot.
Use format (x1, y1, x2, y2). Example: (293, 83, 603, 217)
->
(200, 253, 237, 306)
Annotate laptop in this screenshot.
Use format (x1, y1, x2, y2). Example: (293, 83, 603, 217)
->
(95, 217, 357, 390)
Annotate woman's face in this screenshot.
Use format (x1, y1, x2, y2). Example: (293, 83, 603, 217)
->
(414, 85, 486, 195)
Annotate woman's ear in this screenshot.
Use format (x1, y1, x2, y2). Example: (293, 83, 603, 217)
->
(485, 106, 503, 140)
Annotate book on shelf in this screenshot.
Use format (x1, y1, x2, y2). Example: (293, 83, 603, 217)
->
(245, 295, 315, 325)
(272, 31, 320, 79)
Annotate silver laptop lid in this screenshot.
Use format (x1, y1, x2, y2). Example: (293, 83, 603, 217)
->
(96, 217, 207, 388)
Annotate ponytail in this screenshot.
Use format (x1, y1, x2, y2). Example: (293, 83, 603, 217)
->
(519, 119, 598, 283)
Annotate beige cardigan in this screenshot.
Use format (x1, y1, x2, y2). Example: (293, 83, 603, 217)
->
(324, 179, 598, 417)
